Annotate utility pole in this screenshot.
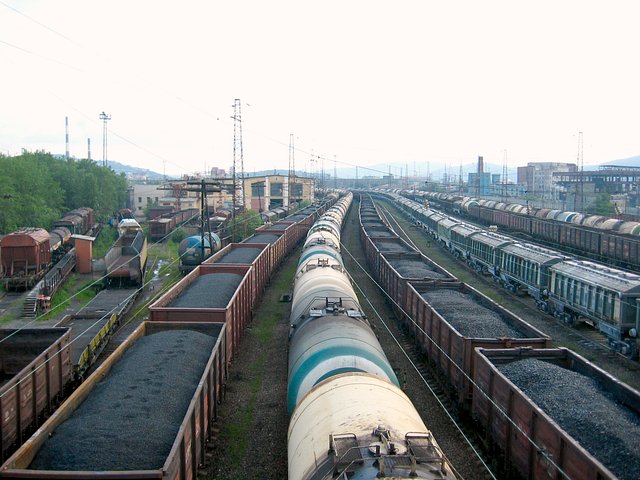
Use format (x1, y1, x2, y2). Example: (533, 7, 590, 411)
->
(333, 156, 337, 190)
(87, 138, 91, 160)
(99, 111, 111, 168)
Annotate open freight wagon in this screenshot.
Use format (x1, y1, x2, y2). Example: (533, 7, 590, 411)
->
(0, 321, 228, 479)
(0, 328, 71, 463)
(404, 281, 551, 407)
(148, 264, 252, 363)
(472, 347, 640, 480)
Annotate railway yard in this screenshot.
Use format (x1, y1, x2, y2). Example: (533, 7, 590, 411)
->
(0, 192, 639, 479)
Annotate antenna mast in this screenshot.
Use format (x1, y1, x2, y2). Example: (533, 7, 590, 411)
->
(288, 133, 295, 207)
(99, 111, 111, 167)
(577, 131, 584, 212)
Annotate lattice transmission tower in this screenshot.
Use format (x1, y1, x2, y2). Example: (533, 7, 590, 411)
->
(232, 99, 244, 214)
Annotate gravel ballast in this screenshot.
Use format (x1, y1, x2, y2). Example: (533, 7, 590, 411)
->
(245, 234, 280, 244)
(387, 259, 446, 279)
(421, 290, 524, 338)
(218, 248, 263, 264)
(30, 330, 217, 471)
(497, 358, 640, 480)
(169, 273, 243, 308)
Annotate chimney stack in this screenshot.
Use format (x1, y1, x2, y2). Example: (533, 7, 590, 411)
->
(478, 156, 484, 174)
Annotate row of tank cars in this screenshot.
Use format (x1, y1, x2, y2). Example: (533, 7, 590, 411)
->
(379, 190, 640, 358)
(0, 196, 338, 477)
(421, 191, 640, 271)
(358, 193, 640, 480)
(287, 192, 457, 480)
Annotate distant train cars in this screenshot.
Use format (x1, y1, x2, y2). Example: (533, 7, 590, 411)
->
(104, 219, 148, 287)
(383, 191, 640, 357)
(148, 208, 199, 241)
(423, 191, 640, 270)
(0, 208, 94, 290)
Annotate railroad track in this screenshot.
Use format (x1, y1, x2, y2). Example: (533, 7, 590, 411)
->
(395, 334, 497, 480)
(378, 200, 640, 373)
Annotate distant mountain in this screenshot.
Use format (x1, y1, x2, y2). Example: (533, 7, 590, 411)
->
(102, 160, 165, 180)
(600, 155, 640, 168)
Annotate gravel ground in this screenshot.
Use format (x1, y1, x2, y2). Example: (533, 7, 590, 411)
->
(218, 247, 263, 264)
(421, 290, 524, 338)
(498, 358, 640, 480)
(245, 234, 280, 244)
(30, 330, 217, 471)
(169, 273, 243, 308)
(387, 258, 447, 279)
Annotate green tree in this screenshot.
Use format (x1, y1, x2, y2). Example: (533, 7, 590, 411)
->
(0, 151, 130, 233)
(591, 192, 616, 216)
(227, 210, 263, 242)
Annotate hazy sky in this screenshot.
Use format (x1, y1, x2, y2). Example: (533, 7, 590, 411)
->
(1, 0, 638, 177)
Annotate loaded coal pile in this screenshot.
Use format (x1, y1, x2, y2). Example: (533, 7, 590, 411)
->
(365, 229, 395, 237)
(218, 247, 263, 264)
(245, 234, 280, 244)
(265, 223, 290, 231)
(498, 358, 640, 480)
(30, 330, 217, 471)
(387, 259, 446, 279)
(286, 215, 308, 221)
(421, 290, 524, 338)
(372, 239, 412, 253)
(169, 273, 243, 308)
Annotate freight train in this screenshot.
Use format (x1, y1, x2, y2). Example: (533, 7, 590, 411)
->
(380, 191, 640, 358)
(0, 208, 94, 290)
(358, 193, 640, 480)
(104, 219, 148, 287)
(287, 192, 457, 480)
(178, 203, 305, 274)
(148, 208, 199, 241)
(1, 195, 338, 478)
(418, 191, 640, 270)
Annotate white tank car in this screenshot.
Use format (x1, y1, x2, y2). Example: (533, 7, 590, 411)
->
(288, 374, 457, 480)
(290, 261, 360, 328)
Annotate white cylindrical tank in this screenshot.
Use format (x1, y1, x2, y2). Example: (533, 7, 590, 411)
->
(288, 374, 455, 480)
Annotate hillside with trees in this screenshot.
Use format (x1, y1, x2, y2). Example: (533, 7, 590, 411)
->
(0, 150, 129, 233)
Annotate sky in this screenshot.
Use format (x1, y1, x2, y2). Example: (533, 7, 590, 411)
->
(1, 0, 639, 178)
